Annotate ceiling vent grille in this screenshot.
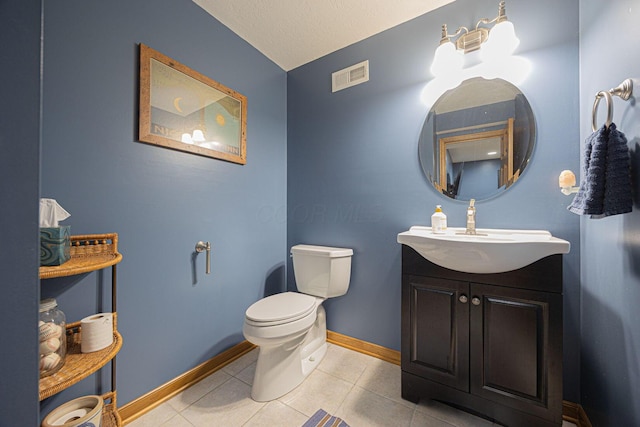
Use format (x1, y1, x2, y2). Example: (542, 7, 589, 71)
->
(332, 60, 369, 93)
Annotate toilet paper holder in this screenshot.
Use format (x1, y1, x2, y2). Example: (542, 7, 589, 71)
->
(195, 241, 211, 274)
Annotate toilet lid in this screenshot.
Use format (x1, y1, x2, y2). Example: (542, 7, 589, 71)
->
(245, 292, 317, 325)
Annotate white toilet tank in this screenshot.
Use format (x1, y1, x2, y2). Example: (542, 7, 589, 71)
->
(291, 244, 353, 298)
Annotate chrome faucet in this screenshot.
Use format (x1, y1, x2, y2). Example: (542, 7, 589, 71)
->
(466, 199, 476, 235)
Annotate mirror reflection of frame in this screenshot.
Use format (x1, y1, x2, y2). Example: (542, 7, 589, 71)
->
(139, 44, 247, 164)
(419, 77, 535, 201)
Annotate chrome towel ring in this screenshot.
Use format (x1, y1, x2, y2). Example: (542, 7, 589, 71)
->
(591, 78, 635, 132)
(592, 91, 613, 132)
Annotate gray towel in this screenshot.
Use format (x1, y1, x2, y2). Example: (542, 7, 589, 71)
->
(568, 123, 632, 217)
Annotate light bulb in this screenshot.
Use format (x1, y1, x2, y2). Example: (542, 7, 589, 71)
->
(430, 41, 463, 77)
(559, 170, 576, 188)
(192, 129, 206, 142)
(559, 170, 580, 195)
(481, 20, 519, 62)
(181, 133, 193, 144)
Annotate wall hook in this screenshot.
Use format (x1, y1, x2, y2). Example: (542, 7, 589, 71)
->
(195, 241, 211, 274)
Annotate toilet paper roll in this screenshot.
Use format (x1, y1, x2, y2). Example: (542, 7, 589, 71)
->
(51, 408, 89, 424)
(41, 395, 103, 427)
(80, 313, 113, 353)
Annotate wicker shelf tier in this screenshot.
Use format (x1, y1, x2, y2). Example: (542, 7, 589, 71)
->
(39, 320, 122, 401)
(39, 233, 122, 279)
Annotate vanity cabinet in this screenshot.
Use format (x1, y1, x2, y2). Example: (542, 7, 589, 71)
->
(401, 245, 563, 427)
(39, 233, 123, 427)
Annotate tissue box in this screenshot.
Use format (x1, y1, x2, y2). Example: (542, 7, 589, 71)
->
(40, 226, 71, 266)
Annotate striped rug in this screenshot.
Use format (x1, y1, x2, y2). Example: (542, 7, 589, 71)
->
(302, 409, 350, 427)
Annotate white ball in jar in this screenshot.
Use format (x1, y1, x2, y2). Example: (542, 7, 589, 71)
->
(40, 352, 61, 372)
(39, 337, 61, 355)
(39, 322, 62, 342)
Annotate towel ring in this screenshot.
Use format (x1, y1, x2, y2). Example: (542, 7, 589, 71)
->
(592, 90, 613, 132)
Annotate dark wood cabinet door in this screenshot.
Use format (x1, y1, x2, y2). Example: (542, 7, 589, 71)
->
(469, 283, 563, 423)
(402, 275, 469, 392)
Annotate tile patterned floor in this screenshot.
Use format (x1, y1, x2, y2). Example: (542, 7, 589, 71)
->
(127, 343, 578, 427)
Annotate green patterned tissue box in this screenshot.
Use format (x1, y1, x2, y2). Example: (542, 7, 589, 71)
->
(40, 226, 71, 266)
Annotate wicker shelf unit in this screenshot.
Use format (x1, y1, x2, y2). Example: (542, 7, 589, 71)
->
(39, 233, 123, 427)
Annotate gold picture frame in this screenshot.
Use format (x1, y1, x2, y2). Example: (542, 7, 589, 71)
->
(139, 44, 247, 164)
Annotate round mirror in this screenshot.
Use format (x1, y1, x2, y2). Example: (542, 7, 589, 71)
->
(418, 77, 536, 201)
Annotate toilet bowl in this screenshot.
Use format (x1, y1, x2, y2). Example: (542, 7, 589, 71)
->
(243, 244, 353, 401)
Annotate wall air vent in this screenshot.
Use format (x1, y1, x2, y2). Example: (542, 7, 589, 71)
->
(332, 60, 369, 93)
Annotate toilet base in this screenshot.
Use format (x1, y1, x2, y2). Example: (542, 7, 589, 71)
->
(251, 341, 327, 402)
(250, 306, 327, 401)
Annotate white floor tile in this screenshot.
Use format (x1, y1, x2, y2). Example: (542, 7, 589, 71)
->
(180, 377, 265, 427)
(318, 343, 371, 384)
(335, 385, 414, 427)
(243, 400, 308, 427)
(160, 413, 195, 426)
(411, 409, 458, 427)
(126, 401, 178, 427)
(278, 369, 354, 417)
(235, 360, 256, 386)
(356, 357, 412, 408)
(166, 369, 232, 412)
(222, 348, 259, 376)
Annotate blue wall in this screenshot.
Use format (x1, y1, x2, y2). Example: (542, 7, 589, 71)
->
(287, 0, 581, 402)
(579, 0, 640, 425)
(456, 159, 502, 200)
(39, 0, 287, 413)
(0, 0, 42, 425)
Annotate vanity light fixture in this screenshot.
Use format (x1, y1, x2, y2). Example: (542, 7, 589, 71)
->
(430, 1, 520, 77)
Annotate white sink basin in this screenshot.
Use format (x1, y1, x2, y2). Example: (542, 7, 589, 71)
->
(397, 226, 570, 274)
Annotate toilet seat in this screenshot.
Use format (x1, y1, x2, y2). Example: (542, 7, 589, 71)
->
(245, 292, 318, 327)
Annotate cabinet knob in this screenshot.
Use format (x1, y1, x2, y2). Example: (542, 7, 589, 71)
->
(472, 297, 481, 306)
(459, 295, 468, 304)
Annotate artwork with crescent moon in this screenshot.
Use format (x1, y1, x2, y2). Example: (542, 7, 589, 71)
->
(138, 44, 247, 164)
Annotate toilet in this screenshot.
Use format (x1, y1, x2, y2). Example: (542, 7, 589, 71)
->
(243, 244, 353, 401)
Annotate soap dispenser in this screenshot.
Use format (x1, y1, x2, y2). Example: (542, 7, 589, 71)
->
(431, 205, 447, 234)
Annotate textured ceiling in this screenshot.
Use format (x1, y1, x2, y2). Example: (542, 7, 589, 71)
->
(193, 0, 454, 71)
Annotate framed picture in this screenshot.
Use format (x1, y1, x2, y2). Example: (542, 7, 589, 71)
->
(139, 44, 247, 164)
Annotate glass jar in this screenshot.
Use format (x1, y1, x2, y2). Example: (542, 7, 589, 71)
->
(39, 298, 66, 377)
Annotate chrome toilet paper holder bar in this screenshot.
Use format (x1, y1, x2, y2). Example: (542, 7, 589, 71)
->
(195, 241, 211, 274)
